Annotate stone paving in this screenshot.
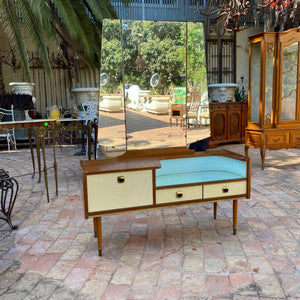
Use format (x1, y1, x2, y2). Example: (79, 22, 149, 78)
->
(0, 143, 299, 299)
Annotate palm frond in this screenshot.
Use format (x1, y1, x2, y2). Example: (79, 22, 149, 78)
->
(16, 0, 52, 75)
(51, 0, 79, 38)
(0, 0, 30, 81)
(84, 0, 118, 25)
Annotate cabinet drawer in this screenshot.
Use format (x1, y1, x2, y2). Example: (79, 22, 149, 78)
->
(266, 132, 288, 144)
(203, 181, 247, 199)
(210, 103, 226, 110)
(86, 170, 153, 213)
(156, 185, 202, 204)
(290, 131, 300, 144)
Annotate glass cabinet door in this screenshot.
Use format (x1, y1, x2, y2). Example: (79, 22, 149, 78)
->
(250, 42, 261, 124)
(264, 43, 274, 125)
(281, 42, 298, 121)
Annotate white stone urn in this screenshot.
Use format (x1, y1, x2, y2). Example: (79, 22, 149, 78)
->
(99, 94, 123, 112)
(9, 82, 35, 95)
(9, 82, 36, 120)
(208, 83, 238, 102)
(144, 95, 171, 114)
(71, 87, 100, 105)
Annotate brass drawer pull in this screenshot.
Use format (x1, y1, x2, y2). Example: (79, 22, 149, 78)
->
(117, 176, 125, 183)
(222, 187, 229, 193)
(272, 137, 281, 142)
(176, 191, 183, 198)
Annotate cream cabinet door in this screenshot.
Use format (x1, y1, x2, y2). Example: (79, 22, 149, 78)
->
(87, 170, 153, 213)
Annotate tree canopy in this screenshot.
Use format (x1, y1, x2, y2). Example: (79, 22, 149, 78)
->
(101, 20, 207, 94)
(0, 0, 117, 82)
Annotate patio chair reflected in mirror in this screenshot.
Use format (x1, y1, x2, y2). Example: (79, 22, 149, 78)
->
(187, 91, 201, 128)
(0, 105, 17, 150)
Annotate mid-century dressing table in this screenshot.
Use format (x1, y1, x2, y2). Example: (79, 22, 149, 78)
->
(81, 19, 251, 256)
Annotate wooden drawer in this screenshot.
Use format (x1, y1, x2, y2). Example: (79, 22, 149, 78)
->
(156, 185, 202, 204)
(290, 131, 300, 144)
(246, 132, 262, 145)
(203, 181, 247, 199)
(210, 102, 226, 110)
(228, 102, 242, 110)
(266, 132, 288, 145)
(86, 170, 153, 213)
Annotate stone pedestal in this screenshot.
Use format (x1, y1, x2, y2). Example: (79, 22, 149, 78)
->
(72, 87, 99, 105)
(144, 96, 171, 114)
(99, 94, 123, 112)
(208, 83, 238, 103)
(9, 82, 36, 120)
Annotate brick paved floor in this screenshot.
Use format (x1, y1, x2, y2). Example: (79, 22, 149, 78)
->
(0, 143, 299, 299)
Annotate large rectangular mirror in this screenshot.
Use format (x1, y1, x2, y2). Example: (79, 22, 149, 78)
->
(99, 19, 126, 152)
(186, 22, 210, 145)
(99, 20, 210, 153)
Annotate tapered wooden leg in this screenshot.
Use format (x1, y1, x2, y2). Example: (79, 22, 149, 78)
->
(233, 200, 238, 235)
(260, 147, 266, 170)
(95, 216, 102, 256)
(245, 145, 249, 157)
(213, 202, 217, 219)
(93, 217, 98, 237)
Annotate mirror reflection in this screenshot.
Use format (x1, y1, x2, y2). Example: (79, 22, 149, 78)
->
(99, 20, 210, 153)
(186, 22, 210, 145)
(123, 20, 186, 150)
(99, 19, 126, 153)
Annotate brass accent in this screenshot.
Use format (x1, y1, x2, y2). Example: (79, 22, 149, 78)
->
(222, 187, 229, 193)
(117, 176, 125, 183)
(176, 191, 183, 198)
(272, 137, 281, 143)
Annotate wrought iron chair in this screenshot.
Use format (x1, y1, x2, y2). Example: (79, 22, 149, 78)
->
(0, 105, 17, 150)
(0, 168, 19, 230)
(81, 101, 99, 123)
(81, 101, 99, 156)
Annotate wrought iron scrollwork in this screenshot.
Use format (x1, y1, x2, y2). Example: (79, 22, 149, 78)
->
(0, 169, 19, 230)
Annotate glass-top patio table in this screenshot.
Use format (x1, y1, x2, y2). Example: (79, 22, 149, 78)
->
(0, 117, 98, 202)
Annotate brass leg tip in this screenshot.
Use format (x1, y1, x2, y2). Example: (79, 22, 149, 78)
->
(98, 248, 102, 256)
(233, 228, 237, 235)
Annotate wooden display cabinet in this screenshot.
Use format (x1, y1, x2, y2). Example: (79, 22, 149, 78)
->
(208, 101, 248, 148)
(245, 28, 300, 169)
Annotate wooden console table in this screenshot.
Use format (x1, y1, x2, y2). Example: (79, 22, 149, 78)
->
(81, 147, 251, 256)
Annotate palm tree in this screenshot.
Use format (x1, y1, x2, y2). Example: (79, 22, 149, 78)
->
(0, 0, 117, 93)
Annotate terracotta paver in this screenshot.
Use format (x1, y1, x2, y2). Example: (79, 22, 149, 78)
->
(0, 139, 300, 299)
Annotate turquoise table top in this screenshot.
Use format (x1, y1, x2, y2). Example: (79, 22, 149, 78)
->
(156, 156, 247, 187)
